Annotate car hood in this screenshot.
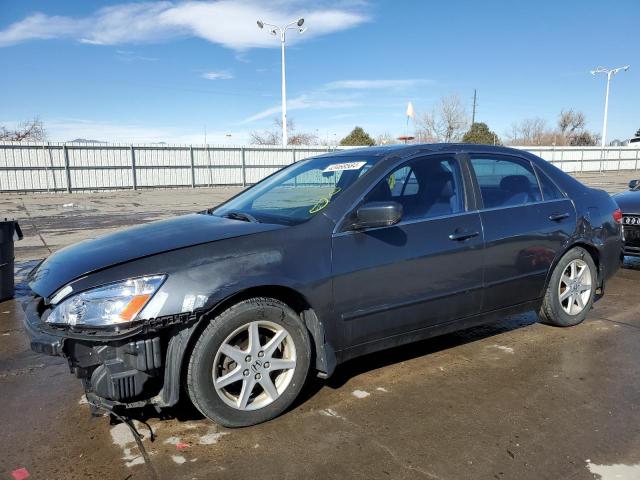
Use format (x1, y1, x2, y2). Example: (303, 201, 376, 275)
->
(28, 213, 285, 298)
(613, 190, 640, 214)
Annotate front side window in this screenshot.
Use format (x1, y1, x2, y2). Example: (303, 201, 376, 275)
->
(365, 156, 464, 221)
(470, 156, 542, 209)
(212, 155, 380, 225)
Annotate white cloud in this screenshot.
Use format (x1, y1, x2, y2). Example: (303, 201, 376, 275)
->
(201, 71, 233, 80)
(240, 94, 360, 123)
(34, 118, 250, 144)
(0, 1, 370, 50)
(324, 79, 431, 90)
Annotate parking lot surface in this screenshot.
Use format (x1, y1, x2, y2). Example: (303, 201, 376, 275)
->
(1, 170, 640, 479)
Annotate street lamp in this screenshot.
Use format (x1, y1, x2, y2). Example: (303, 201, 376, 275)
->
(257, 18, 306, 147)
(591, 65, 630, 147)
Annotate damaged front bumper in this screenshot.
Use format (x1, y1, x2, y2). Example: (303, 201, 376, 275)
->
(22, 295, 188, 412)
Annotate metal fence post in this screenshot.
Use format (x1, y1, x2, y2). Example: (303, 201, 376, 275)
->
(62, 144, 72, 193)
(241, 147, 246, 187)
(130, 145, 137, 190)
(189, 146, 196, 188)
(292, 147, 296, 165)
(635, 148, 639, 171)
(618, 148, 622, 171)
(580, 149, 584, 173)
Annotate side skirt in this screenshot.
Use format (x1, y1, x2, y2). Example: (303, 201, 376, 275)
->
(335, 299, 542, 364)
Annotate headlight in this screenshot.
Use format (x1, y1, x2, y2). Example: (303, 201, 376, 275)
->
(46, 275, 166, 327)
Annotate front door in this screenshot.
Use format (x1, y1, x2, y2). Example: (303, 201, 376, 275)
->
(331, 155, 484, 348)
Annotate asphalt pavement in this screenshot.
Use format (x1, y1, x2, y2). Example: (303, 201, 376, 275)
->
(1, 171, 640, 480)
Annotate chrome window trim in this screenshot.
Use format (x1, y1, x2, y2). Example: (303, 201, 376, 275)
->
(332, 209, 478, 238)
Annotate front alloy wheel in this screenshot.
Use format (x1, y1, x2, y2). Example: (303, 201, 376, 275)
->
(213, 320, 297, 411)
(187, 298, 311, 427)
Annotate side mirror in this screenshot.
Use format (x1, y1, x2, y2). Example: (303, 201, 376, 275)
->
(351, 201, 403, 230)
(629, 179, 639, 190)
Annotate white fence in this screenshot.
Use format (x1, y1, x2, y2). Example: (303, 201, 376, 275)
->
(0, 142, 638, 192)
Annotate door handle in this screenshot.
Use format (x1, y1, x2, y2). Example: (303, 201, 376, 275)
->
(548, 212, 570, 221)
(448, 231, 480, 241)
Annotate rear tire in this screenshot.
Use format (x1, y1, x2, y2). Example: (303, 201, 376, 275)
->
(540, 247, 597, 327)
(186, 297, 311, 427)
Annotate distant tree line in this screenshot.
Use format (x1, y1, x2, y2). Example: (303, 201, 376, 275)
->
(0, 118, 46, 141)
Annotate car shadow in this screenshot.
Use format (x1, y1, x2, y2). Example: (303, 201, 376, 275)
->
(293, 310, 539, 407)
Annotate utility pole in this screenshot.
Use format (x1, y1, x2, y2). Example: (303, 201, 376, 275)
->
(591, 65, 630, 147)
(471, 89, 477, 125)
(257, 18, 307, 147)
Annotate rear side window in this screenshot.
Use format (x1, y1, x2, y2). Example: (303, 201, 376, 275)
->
(534, 165, 565, 200)
(470, 157, 542, 209)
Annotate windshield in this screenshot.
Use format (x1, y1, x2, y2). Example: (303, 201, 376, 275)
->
(212, 155, 379, 225)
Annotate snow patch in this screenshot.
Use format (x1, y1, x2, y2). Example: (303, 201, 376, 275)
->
(352, 389, 370, 399)
(587, 461, 640, 479)
(171, 455, 186, 465)
(199, 429, 228, 445)
(491, 344, 515, 354)
(320, 408, 345, 419)
(376, 387, 388, 393)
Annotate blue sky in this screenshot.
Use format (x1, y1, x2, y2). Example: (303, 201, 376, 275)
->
(0, 0, 638, 144)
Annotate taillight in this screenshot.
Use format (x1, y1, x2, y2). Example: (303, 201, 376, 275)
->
(613, 208, 623, 224)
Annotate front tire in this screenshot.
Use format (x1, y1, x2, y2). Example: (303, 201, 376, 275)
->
(540, 247, 597, 327)
(186, 297, 311, 427)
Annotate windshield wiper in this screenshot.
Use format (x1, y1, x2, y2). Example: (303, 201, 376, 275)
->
(221, 211, 260, 223)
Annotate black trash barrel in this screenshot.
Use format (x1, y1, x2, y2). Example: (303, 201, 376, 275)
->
(0, 220, 23, 302)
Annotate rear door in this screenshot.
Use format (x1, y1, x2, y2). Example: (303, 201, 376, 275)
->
(331, 154, 484, 348)
(468, 154, 577, 311)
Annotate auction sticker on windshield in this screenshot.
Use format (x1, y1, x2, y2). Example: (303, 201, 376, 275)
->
(323, 161, 367, 173)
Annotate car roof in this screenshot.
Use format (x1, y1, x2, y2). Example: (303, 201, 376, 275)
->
(317, 143, 536, 161)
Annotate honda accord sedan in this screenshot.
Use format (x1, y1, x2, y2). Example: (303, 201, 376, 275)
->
(614, 179, 640, 257)
(23, 144, 623, 427)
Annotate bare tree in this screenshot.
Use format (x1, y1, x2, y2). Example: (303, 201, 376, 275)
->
(507, 110, 598, 146)
(375, 132, 400, 145)
(416, 94, 468, 143)
(506, 118, 548, 145)
(249, 117, 317, 145)
(558, 109, 586, 137)
(0, 118, 46, 142)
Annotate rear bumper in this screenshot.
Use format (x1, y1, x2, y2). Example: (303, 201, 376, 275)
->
(623, 245, 640, 257)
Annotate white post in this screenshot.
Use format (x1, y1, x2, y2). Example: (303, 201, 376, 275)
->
(601, 71, 611, 148)
(280, 31, 288, 147)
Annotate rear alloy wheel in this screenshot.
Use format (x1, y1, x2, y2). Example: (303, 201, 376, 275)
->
(187, 298, 311, 427)
(540, 247, 597, 327)
(557, 259, 592, 316)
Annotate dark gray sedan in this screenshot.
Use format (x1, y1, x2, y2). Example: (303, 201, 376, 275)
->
(23, 144, 623, 427)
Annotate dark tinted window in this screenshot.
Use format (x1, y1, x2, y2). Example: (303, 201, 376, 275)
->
(534, 166, 565, 200)
(470, 157, 542, 209)
(365, 157, 463, 221)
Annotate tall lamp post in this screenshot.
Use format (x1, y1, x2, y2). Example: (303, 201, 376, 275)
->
(257, 18, 306, 147)
(591, 65, 630, 147)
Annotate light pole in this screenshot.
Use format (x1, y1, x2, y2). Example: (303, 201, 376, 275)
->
(591, 65, 630, 147)
(257, 18, 306, 147)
